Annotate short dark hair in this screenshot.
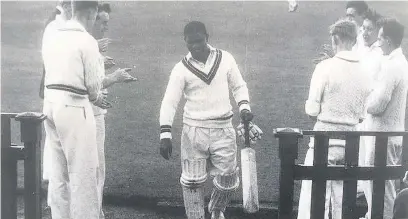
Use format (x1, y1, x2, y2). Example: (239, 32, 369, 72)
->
(346, 1, 368, 15)
(378, 17, 405, 47)
(98, 3, 111, 13)
(363, 9, 382, 25)
(330, 18, 358, 44)
(184, 21, 208, 37)
(72, 0, 98, 12)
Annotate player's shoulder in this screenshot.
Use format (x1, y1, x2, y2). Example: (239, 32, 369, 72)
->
(44, 19, 60, 35)
(172, 60, 186, 73)
(45, 19, 57, 29)
(214, 48, 236, 63)
(216, 48, 232, 57)
(314, 57, 334, 69)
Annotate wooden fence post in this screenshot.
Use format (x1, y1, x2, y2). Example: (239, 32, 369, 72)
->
(310, 134, 329, 219)
(15, 112, 46, 219)
(342, 134, 360, 219)
(274, 128, 302, 219)
(371, 136, 388, 219)
(1, 114, 18, 219)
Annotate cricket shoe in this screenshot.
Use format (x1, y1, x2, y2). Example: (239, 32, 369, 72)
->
(211, 211, 225, 219)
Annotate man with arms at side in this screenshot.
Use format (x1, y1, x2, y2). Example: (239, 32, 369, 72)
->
(159, 21, 262, 219)
(362, 18, 408, 219)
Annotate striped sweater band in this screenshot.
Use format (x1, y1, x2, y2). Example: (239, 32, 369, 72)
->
(160, 125, 172, 133)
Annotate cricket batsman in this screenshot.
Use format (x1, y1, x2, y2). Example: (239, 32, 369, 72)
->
(159, 21, 262, 219)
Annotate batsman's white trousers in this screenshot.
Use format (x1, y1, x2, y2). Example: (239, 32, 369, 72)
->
(95, 114, 106, 219)
(362, 136, 402, 219)
(180, 124, 238, 176)
(180, 124, 238, 214)
(43, 101, 100, 219)
(297, 146, 345, 219)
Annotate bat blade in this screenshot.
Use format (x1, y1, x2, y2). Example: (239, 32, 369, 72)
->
(241, 147, 259, 213)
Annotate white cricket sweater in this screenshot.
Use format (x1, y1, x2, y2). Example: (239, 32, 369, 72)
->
(160, 45, 250, 139)
(305, 51, 372, 127)
(42, 20, 105, 107)
(305, 51, 372, 147)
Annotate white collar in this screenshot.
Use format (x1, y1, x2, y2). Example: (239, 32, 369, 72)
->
(335, 51, 359, 62)
(58, 19, 87, 32)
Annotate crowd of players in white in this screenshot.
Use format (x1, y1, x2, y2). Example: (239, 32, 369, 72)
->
(39, 0, 408, 219)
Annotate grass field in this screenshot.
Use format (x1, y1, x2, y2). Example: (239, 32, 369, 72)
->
(2, 1, 408, 207)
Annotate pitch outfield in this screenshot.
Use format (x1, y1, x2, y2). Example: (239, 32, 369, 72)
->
(2, 1, 408, 206)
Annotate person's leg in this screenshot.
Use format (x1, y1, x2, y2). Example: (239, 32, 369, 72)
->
(44, 102, 71, 219)
(42, 101, 53, 207)
(208, 127, 239, 219)
(357, 125, 367, 197)
(384, 140, 402, 219)
(180, 125, 210, 219)
(297, 147, 314, 219)
(328, 146, 345, 219)
(363, 136, 376, 219)
(95, 114, 106, 218)
(54, 103, 100, 219)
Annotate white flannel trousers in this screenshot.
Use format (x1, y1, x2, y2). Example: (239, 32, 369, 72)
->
(43, 100, 100, 219)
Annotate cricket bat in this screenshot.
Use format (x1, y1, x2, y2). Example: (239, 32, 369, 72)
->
(241, 120, 259, 213)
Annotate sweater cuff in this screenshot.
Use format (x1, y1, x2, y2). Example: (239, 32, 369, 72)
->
(160, 125, 172, 140)
(238, 100, 251, 112)
(305, 100, 320, 117)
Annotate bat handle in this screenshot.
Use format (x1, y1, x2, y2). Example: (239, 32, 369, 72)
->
(244, 120, 250, 148)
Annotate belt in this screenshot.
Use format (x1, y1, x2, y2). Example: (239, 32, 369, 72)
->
(46, 84, 88, 95)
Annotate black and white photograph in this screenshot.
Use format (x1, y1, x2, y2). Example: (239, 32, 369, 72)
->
(1, 0, 408, 219)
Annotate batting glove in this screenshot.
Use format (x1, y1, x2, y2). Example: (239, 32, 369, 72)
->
(236, 122, 263, 144)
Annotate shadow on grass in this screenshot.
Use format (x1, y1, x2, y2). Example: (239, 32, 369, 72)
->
(17, 187, 366, 219)
(103, 193, 281, 218)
